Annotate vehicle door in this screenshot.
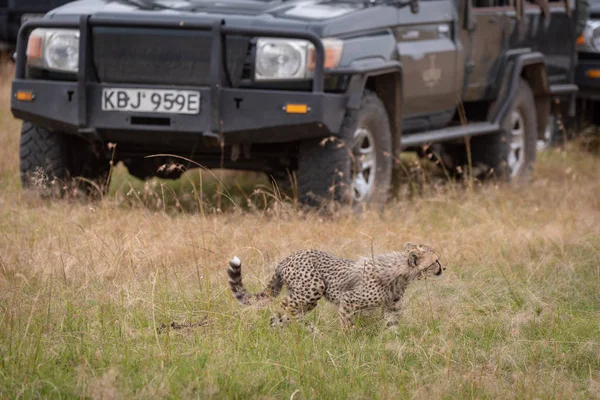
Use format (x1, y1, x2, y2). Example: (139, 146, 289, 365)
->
(396, 0, 462, 129)
(460, 0, 513, 101)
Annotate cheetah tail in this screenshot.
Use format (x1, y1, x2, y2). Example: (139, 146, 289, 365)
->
(227, 256, 283, 305)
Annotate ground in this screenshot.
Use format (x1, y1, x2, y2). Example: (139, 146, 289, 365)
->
(1, 61, 600, 399)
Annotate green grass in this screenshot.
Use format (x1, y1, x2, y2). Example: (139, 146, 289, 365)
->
(1, 61, 600, 399)
(1, 254, 599, 399)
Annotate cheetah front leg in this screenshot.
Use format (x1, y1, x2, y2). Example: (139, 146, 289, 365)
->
(338, 301, 356, 331)
(338, 294, 367, 331)
(383, 295, 404, 330)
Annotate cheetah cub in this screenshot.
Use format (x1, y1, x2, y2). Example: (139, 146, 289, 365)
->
(227, 242, 445, 330)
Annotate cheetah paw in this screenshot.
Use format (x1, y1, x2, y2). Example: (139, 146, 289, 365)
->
(269, 313, 290, 328)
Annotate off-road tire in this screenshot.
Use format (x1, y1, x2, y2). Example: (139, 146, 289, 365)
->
(438, 79, 538, 182)
(296, 90, 393, 209)
(20, 122, 111, 199)
(470, 78, 538, 181)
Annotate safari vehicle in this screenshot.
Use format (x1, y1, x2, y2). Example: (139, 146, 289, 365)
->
(574, 0, 600, 125)
(0, 0, 73, 51)
(11, 0, 579, 208)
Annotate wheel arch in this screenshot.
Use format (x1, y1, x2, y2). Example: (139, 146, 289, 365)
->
(342, 61, 403, 167)
(364, 71, 403, 163)
(521, 62, 551, 142)
(490, 51, 551, 141)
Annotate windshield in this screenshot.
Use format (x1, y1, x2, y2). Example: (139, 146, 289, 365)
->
(116, 0, 373, 9)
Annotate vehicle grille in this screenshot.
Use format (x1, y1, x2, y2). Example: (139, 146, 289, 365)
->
(92, 27, 250, 87)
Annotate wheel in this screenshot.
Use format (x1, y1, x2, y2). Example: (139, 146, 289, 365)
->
(19, 122, 111, 198)
(296, 90, 393, 209)
(470, 78, 538, 181)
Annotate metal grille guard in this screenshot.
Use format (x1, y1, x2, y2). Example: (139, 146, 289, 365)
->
(14, 15, 326, 136)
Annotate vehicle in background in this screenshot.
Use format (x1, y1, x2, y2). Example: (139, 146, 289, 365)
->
(0, 0, 73, 52)
(573, 0, 600, 128)
(11, 0, 579, 209)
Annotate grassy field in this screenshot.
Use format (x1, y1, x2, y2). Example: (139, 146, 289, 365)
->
(1, 61, 600, 399)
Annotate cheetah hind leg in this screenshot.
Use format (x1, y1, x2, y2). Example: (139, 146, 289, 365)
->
(269, 294, 319, 333)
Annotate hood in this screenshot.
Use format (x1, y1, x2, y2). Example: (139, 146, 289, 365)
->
(47, 0, 368, 21)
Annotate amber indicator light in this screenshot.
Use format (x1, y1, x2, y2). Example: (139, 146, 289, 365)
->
(16, 91, 35, 101)
(26, 36, 43, 59)
(285, 104, 309, 114)
(587, 70, 600, 79)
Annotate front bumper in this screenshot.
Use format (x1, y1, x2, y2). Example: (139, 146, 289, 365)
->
(11, 16, 348, 145)
(11, 80, 347, 144)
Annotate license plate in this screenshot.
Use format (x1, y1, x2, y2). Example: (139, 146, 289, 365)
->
(101, 89, 201, 115)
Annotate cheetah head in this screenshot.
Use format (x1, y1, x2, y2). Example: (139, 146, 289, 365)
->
(404, 242, 445, 278)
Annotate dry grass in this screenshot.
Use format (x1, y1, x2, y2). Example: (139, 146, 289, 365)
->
(1, 61, 600, 399)
(0, 61, 20, 182)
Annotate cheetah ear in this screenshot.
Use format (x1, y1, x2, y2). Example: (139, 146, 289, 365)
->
(408, 250, 419, 268)
(404, 242, 418, 251)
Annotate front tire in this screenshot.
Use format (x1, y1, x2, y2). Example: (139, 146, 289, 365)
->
(471, 79, 538, 181)
(19, 122, 111, 199)
(296, 90, 393, 209)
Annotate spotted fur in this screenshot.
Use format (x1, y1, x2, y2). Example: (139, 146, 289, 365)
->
(227, 242, 445, 330)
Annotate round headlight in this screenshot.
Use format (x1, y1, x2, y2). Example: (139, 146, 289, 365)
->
(44, 31, 79, 72)
(583, 21, 600, 52)
(255, 39, 305, 80)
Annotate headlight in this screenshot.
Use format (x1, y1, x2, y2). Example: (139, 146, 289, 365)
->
(255, 39, 306, 80)
(254, 37, 343, 81)
(26, 28, 79, 73)
(579, 21, 600, 52)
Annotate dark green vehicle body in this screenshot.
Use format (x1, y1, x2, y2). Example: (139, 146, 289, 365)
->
(10, 0, 579, 206)
(572, 0, 600, 126)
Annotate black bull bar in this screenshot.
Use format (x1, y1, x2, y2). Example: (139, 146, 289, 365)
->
(13, 16, 328, 136)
